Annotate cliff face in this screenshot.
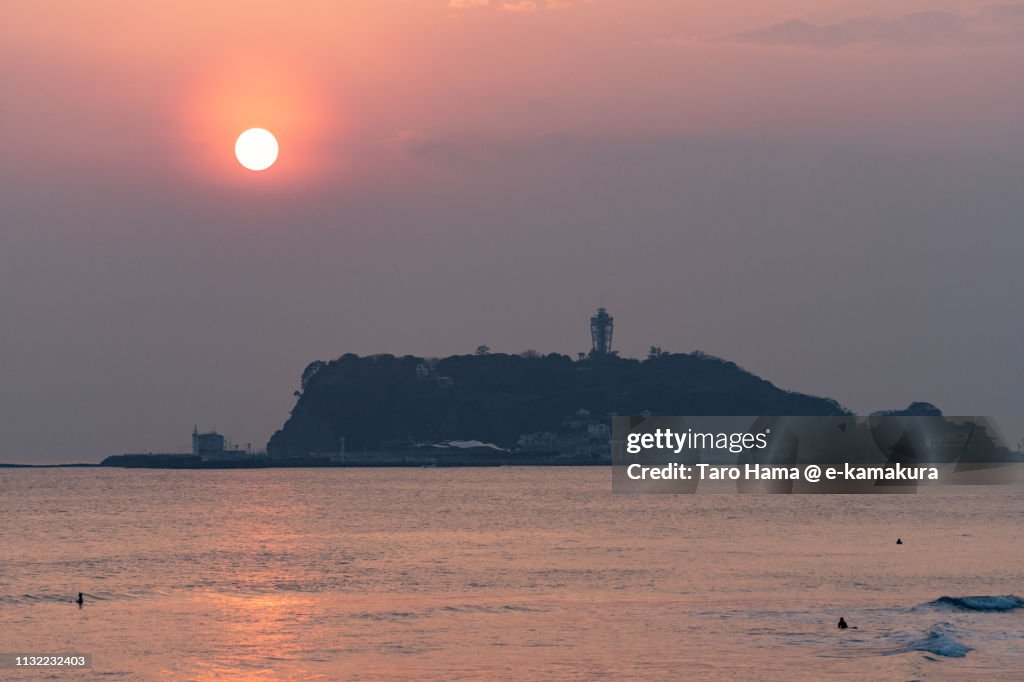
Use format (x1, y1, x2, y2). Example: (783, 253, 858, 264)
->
(267, 351, 849, 456)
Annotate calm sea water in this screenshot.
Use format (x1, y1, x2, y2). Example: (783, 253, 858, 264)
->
(1, 468, 1021, 680)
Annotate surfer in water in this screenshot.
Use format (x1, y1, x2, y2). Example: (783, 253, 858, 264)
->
(76, 593, 83, 607)
(837, 617, 848, 630)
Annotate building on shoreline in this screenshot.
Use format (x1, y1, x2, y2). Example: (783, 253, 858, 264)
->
(192, 426, 250, 462)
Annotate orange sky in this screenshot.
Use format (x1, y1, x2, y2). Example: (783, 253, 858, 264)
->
(5, 0, 1020, 184)
(2, 1, 1023, 461)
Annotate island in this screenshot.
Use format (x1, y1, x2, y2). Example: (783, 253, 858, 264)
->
(99, 309, 940, 468)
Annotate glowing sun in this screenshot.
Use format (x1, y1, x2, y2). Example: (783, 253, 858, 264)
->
(235, 128, 279, 171)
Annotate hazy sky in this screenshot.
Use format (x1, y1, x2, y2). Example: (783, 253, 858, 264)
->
(2, 1, 1023, 462)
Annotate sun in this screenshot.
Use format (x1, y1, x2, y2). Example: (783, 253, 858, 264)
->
(235, 128, 279, 171)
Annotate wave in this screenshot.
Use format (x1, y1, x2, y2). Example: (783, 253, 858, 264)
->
(0, 593, 74, 605)
(439, 604, 545, 614)
(0, 591, 132, 605)
(904, 629, 972, 658)
(929, 595, 1024, 612)
(884, 624, 972, 659)
(0, 593, 102, 605)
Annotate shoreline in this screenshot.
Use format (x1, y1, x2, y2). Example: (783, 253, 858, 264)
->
(0, 461, 612, 469)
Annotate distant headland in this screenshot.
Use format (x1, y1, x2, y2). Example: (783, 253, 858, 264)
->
(91, 308, 941, 469)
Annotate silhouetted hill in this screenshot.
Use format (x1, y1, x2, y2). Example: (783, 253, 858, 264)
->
(267, 351, 850, 456)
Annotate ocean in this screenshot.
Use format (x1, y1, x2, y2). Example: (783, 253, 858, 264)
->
(1, 468, 1021, 680)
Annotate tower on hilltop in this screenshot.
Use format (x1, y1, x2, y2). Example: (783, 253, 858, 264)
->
(590, 307, 614, 356)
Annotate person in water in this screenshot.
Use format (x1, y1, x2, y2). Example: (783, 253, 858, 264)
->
(837, 617, 848, 629)
(76, 593, 83, 607)
(896, 538, 903, 544)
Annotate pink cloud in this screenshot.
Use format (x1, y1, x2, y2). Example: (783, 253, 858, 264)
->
(730, 3, 1024, 48)
(502, 1, 539, 11)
